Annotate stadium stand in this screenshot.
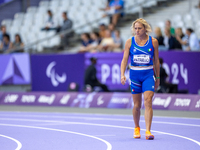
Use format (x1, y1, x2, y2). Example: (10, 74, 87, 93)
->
(0, 0, 199, 53)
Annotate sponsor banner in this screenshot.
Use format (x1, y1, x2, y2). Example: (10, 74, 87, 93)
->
(85, 53, 130, 91)
(159, 51, 200, 94)
(69, 92, 94, 108)
(0, 92, 21, 105)
(152, 94, 173, 110)
(0, 92, 80, 106)
(0, 53, 31, 85)
(31, 54, 85, 91)
(90, 93, 114, 108)
(56, 92, 78, 106)
(169, 94, 195, 111)
(0, 92, 200, 111)
(107, 93, 132, 108)
(86, 52, 200, 94)
(190, 97, 200, 111)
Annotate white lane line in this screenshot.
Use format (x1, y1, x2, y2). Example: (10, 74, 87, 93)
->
(0, 113, 200, 120)
(0, 116, 200, 128)
(141, 120, 200, 127)
(0, 134, 22, 150)
(93, 135, 116, 137)
(0, 118, 200, 147)
(33, 123, 67, 126)
(0, 123, 112, 150)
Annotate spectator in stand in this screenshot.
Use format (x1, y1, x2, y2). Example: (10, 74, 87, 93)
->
(186, 28, 200, 51)
(112, 29, 123, 51)
(0, 34, 12, 53)
(196, 0, 200, 8)
(154, 27, 167, 51)
(165, 20, 175, 36)
(88, 32, 102, 52)
(98, 29, 114, 51)
(12, 34, 24, 52)
(108, 23, 116, 39)
(57, 12, 73, 32)
(163, 27, 177, 50)
(57, 12, 73, 48)
(176, 28, 199, 51)
(154, 27, 164, 46)
(79, 32, 101, 53)
(84, 57, 109, 92)
(175, 27, 188, 51)
(102, 0, 124, 26)
(99, 24, 107, 38)
(79, 33, 93, 52)
(0, 25, 9, 42)
(41, 10, 56, 31)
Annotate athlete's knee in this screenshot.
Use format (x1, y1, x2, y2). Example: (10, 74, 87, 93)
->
(133, 102, 141, 110)
(144, 97, 153, 108)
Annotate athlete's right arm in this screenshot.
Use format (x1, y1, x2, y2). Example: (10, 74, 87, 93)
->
(120, 38, 131, 85)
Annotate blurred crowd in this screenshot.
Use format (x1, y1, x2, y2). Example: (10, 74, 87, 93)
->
(0, 9, 73, 53)
(79, 18, 200, 53)
(0, 25, 24, 53)
(77, 0, 200, 53)
(1, 0, 200, 54)
(41, 11, 73, 48)
(153, 20, 200, 51)
(79, 23, 123, 53)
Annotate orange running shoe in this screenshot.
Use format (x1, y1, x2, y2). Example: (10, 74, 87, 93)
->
(145, 130, 154, 140)
(134, 127, 141, 139)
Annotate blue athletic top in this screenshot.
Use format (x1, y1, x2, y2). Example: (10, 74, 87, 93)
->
(129, 36, 154, 67)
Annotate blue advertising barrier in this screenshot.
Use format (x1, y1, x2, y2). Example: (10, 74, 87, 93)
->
(0, 91, 200, 111)
(0, 51, 199, 94)
(85, 52, 200, 94)
(0, 53, 31, 85)
(31, 54, 85, 91)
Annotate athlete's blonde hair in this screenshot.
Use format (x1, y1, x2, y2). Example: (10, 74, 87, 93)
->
(131, 18, 152, 35)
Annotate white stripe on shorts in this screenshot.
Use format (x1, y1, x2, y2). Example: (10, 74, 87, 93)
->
(130, 66, 153, 70)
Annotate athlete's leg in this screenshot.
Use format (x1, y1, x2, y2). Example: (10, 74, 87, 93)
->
(143, 91, 154, 131)
(130, 69, 142, 132)
(132, 93, 142, 128)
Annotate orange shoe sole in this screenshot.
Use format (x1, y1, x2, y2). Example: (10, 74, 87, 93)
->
(134, 135, 141, 139)
(146, 135, 154, 140)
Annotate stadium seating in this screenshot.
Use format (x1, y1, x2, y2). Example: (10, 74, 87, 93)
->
(1, 0, 199, 52)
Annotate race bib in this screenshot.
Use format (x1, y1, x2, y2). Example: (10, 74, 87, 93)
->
(133, 55, 150, 64)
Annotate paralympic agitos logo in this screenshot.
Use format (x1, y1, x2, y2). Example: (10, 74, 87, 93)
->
(46, 61, 67, 87)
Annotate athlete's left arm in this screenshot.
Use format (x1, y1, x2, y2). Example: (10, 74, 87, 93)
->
(152, 37, 160, 90)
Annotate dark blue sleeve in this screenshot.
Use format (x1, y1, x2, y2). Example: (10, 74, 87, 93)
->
(89, 40, 93, 44)
(98, 39, 102, 44)
(81, 41, 86, 47)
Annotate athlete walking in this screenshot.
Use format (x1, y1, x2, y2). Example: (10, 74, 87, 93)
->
(121, 18, 160, 140)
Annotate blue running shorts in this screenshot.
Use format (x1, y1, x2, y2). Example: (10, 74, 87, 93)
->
(129, 68, 155, 94)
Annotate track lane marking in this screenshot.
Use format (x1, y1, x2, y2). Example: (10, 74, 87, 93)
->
(0, 134, 22, 150)
(0, 123, 112, 150)
(0, 118, 200, 147)
(0, 112, 200, 120)
(0, 116, 200, 127)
